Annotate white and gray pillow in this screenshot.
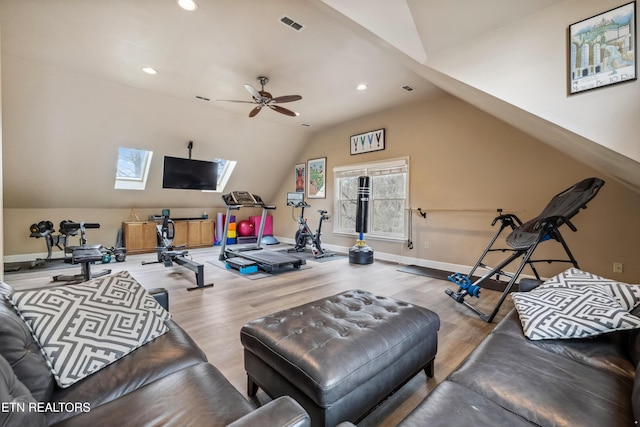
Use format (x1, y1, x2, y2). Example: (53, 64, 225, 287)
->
(8, 271, 170, 388)
(512, 268, 640, 340)
(539, 268, 640, 311)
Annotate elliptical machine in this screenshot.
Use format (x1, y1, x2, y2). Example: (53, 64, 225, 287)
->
(286, 192, 331, 258)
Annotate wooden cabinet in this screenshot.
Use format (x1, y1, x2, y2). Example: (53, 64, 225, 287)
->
(172, 221, 188, 248)
(122, 221, 158, 254)
(186, 220, 215, 247)
(122, 219, 214, 254)
(199, 220, 214, 246)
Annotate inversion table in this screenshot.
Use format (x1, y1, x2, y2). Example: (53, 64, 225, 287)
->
(445, 177, 605, 323)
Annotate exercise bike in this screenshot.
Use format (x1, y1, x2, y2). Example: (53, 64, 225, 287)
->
(286, 192, 331, 258)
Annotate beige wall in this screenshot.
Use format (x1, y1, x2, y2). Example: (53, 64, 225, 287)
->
(271, 94, 640, 282)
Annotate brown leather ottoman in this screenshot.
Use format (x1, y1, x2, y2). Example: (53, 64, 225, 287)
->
(240, 290, 440, 427)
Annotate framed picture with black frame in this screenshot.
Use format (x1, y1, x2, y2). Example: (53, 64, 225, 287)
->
(569, 2, 636, 94)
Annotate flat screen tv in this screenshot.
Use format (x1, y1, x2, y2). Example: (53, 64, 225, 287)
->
(162, 156, 218, 191)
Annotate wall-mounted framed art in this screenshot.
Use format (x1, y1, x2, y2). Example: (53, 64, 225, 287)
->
(307, 157, 326, 199)
(350, 128, 385, 155)
(569, 2, 636, 94)
(294, 163, 305, 193)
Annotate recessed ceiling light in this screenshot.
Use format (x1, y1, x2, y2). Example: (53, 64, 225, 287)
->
(142, 67, 158, 75)
(295, 112, 300, 116)
(177, 0, 198, 11)
(356, 84, 368, 91)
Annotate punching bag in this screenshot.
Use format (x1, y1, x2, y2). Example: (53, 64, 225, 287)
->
(355, 176, 370, 234)
(349, 176, 374, 264)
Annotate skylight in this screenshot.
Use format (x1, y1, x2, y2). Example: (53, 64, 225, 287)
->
(207, 158, 236, 193)
(115, 147, 153, 190)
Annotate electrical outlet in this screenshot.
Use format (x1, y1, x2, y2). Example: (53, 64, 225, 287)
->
(613, 262, 624, 273)
(424, 241, 429, 250)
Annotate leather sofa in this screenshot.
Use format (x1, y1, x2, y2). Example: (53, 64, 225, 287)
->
(0, 281, 310, 427)
(397, 278, 640, 426)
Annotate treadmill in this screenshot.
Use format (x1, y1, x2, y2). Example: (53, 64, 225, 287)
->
(218, 191, 305, 273)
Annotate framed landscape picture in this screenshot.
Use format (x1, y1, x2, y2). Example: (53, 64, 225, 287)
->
(569, 2, 636, 94)
(307, 157, 326, 199)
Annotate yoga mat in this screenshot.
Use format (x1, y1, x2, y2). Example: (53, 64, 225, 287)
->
(216, 212, 223, 245)
(397, 265, 516, 292)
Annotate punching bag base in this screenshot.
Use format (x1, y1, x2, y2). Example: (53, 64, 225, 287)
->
(349, 245, 374, 265)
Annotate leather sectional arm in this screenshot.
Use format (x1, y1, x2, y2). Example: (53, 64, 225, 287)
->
(226, 396, 310, 427)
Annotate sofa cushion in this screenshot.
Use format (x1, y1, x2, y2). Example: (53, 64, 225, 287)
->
(50, 363, 255, 427)
(540, 268, 640, 311)
(512, 286, 640, 340)
(494, 309, 635, 378)
(46, 319, 208, 425)
(0, 353, 47, 427)
(449, 333, 634, 427)
(0, 282, 55, 402)
(398, 380, 535, 427)
(8, 271, 171, 388)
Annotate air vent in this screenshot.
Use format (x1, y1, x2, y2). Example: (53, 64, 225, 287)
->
(301, 123, 311, 127)
(280, 15, 305, 32)
(402, 85, 414, 92)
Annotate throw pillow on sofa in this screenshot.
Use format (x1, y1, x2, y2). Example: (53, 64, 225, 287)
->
(8, 270, 171, 388)
(538, 268, 640, 311)
(512, 285, 640, 340)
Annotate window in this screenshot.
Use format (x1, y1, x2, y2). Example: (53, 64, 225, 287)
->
(333, 157, 409, 240)
(115, 147, 153, 190)
(209, 158, 236, 193)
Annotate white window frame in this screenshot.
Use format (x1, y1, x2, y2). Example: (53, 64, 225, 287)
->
(202, 158, 237, 193)
(115, 148, 153, 190)
(333, 157, 409, 242)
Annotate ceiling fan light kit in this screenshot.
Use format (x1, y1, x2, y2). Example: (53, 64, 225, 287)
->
(217, 76, 302, 118)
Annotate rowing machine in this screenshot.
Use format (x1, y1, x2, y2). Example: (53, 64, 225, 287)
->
(142, 215, 213, 291)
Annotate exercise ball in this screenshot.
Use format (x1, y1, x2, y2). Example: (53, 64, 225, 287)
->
(237, 220, 255, 237)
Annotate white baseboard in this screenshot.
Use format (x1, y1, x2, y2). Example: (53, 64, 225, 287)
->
(274, 236, 542, 282)
(4, 252, 66, 264)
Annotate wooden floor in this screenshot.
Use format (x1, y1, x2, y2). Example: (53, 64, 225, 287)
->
(4, 245, 515, 426)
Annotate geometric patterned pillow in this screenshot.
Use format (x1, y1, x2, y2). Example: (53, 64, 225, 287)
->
(512, 286, 640, 340)
(8, 271, 171, 388)
(540, 268, 640, 311)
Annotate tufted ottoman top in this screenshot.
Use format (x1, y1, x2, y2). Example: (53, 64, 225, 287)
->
(241, 289, 440, 407)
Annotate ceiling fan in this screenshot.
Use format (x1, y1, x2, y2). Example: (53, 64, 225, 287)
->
(217, 76, 302, 118)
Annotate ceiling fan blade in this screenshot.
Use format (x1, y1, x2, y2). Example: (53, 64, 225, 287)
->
(271, 95, 302, 103)
(249, 106, 262, 117)
(269, 105, 297, 117)
(244, 84, 262, 101)
(216, 99, 257, 104)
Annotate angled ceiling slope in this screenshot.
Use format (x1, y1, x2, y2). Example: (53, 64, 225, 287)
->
(319, 0, 640, 193)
